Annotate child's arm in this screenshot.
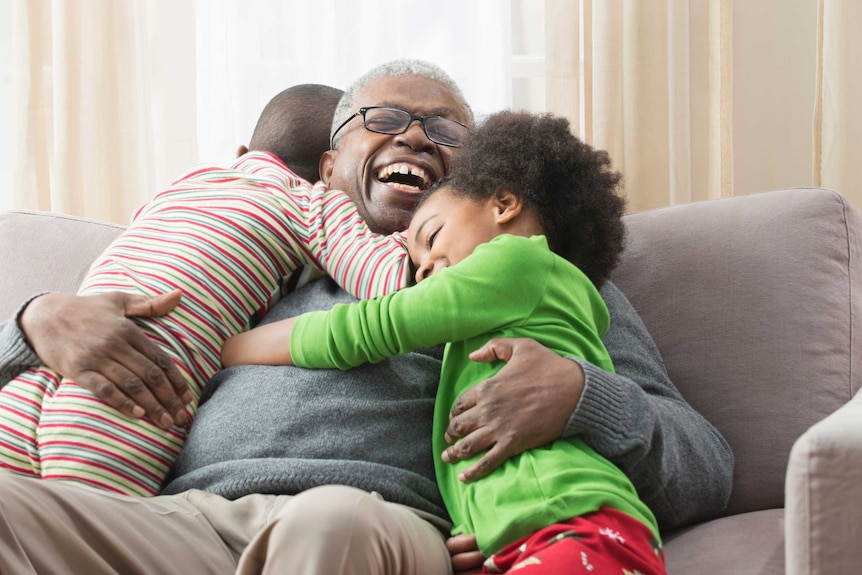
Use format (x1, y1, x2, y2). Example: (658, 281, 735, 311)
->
(188, 153, 412, 303)
(302, 180, 414, 299)
(237, 155, 414, 299)
(291, 236, 570, 370)
(221, 317, 299, 367)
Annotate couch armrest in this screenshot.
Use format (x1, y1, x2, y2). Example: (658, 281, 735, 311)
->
(786, 389, 862, 575)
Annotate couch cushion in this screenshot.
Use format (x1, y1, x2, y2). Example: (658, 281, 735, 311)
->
(0, 210, 124, 320)
(663, 509, 784, 574)
(611, 188, 861, 516)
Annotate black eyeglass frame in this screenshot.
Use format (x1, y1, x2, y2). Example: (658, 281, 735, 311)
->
(329, 106, 468, 149)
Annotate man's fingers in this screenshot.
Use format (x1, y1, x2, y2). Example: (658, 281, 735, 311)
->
(468, 338, 517, 363)
(449, 386, 479, 419)
(152, 349, 193, 404)
(106, 291, 191, 423)
(458, 443, 509, 483)
(119, 291, 192, 407)
(128, 336, 192, 417)
(89, 359, 179, 430)
(76, 371, 146, 420)
(444, 404, 481, 444)
(111, 321, 190, 423)
(442, 428, 494, 464)
(82, 323, 186, 428)
(119, 289, 182, 318)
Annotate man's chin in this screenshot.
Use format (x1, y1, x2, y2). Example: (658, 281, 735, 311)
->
(367, 206, 415, 234)
(370, 186, 423, 228)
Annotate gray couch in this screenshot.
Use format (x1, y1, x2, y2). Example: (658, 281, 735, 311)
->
(1, 187, 860, 574)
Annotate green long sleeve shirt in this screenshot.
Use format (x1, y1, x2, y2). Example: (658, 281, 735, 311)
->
(292, 234, 659, 554)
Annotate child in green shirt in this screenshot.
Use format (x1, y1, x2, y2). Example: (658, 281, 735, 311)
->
(222, 110, 667, 574)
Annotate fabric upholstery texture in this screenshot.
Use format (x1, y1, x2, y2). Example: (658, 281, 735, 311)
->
(610, 188, 860, 517)
(0, 210, 125, 319)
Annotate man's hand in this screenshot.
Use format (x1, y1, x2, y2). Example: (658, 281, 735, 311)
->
(441, 338, 584, 482)
(447, 534, 483, 574)
(19, 290, 192, 429)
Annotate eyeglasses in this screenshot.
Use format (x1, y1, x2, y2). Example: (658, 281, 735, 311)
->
(330, 106, 469, 149)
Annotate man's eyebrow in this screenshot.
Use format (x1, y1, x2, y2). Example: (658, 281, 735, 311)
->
(375, 102, 457, 117)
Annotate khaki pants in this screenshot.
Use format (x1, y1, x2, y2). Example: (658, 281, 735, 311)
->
(0, 475, 452, 575)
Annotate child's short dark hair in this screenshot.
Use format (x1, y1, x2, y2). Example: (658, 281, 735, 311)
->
(249, 84, 344, 182)
(441, 110, 626, 286)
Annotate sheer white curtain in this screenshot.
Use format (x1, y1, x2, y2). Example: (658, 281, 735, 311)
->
(196, 0, 511, 167)
(196, 0, 511, 166)
(1, 0, 511, 223)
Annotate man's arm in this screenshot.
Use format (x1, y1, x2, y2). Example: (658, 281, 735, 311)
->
(567, 281, 732, 527)
(443, 281, 733, 530)
(0, 298, 42, 387)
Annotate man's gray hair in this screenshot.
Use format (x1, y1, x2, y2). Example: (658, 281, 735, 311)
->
(330, 59, 474, 149)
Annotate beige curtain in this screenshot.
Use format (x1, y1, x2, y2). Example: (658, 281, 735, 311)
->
(814, 0, 862, 202)
(545, 0, 862, 212)
(545, 0, 733, 213)
(11, 0, 197, 225)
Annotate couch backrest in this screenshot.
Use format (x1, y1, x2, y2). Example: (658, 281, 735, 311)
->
(0, 210, 124, 320)
(610, 188, 861, 517)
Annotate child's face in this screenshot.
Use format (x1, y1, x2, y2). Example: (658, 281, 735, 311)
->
(406, 187, 501, 284)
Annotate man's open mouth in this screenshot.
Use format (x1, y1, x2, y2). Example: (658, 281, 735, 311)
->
(376, 162, 431, 193)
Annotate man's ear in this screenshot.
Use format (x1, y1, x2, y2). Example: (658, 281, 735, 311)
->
(319, 149, 337, 186)
(236, 145, 249, 159)
(492, 187, 524, 224)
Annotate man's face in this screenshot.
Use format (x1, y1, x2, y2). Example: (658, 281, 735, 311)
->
(321, 74, 471, 235)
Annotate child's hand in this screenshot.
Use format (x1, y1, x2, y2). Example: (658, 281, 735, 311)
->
(447, 534, 484, 574)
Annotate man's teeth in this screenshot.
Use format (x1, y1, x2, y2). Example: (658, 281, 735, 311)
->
(389, 182, 419, 192)
(377, 163, 429, 186)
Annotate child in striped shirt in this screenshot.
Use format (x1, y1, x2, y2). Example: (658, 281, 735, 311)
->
(0, 84, 414, 496)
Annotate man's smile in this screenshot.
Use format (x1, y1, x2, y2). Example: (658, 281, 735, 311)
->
(375, 162, 432, 193)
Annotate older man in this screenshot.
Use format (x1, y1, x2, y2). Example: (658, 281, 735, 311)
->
(0, 60, 731, 574)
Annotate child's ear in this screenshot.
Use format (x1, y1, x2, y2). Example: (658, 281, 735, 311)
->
(492, 187, 524, 224)
(319, 150, 337, 185)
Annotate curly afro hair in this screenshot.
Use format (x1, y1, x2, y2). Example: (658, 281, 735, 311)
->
(437, 110, 626, 287)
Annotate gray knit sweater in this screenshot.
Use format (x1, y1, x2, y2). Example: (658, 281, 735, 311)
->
(0, 279, 732, 530)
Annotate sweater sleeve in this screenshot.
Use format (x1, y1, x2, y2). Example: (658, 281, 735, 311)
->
(0, 296, 44, 388)
(196, 152, 414, 301)
(563, 281, 734, 530)
(292, 236, 549, 369)
(251, 153, 414, 301)
(303, 181, 414, 300)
